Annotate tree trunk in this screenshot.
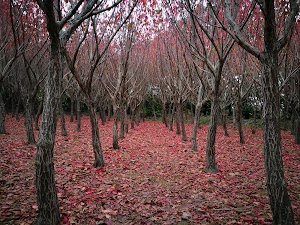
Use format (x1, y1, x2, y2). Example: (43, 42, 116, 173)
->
(191, 86, 207, 151)
(98, 105, 106, 125)
(112, 105, 119, 149)
(177, 101, 187, 141)
(0, 91, 6, 134)
(175, 102, 181, 135)
(232, 104, 236, 127)
(162, 101, 168, 127)
(70, 97, 74, 122)
(35, 99, 43, 130)
(88, 104, 105, 167)
(169, 103, 174, 131)
(24, 97, 36, 144)
(262, 61, 294, 224)
(119, 105, 125, 139)
(125, 109, 129, 133)
(236, 93, 245, 144)
(76, 100, 81, 132)
(136, 105, 141, 126)
(221, 109, 229, 137)
(34, 46, 60, 225)
(59, 97, 67, 136)
(131, 107, 136, 129)
(191, 101, 202, 151)
(205, 95, 219, 172)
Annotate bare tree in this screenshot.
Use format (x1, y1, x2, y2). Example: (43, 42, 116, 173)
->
(210, 0, 300, 223)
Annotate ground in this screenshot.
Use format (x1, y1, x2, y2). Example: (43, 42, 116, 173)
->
(0, 115, 299, 225)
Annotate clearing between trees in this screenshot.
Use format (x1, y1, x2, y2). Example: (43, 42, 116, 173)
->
(1, 116, 299, 225)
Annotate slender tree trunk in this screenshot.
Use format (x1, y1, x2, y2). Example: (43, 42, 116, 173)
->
(24, 97, 36, 144)
(112, 105, 119, 149)
(162, 101, 168, 127)
(119, 105, 125, 139)
(59, 97, 67, 136)
(131, 107, 136, 129)
(88, 104, 105, 167)
(232, 105, 237, 127)
(125, 108, 129, 133)
(191, 102, 202, 151)
(205, 95, 219, 172)
(76, 100, 81, 132)
(175, 102, 181, 135)
(169, 103, 174, 131)
(136, 105, 141, 126)
(191, 87, 207, 151)
(236, 93, 245, 144)
(261, 60, 294, 224)
(98, 105, 106, 125)
(70, 97, 74, 122)
(152, 101, 157, 120)
(221, 108, 229, 137)
(34, 46, 60, 225)
(178, 101, 187, 141)
(35, 99, 43, 130)
(0, 91, 6, 134)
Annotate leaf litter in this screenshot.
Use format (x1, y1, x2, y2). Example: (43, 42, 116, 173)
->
(0, 116, 299, 224)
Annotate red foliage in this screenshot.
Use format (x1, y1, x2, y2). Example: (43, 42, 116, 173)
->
(0, 116, 299, 224)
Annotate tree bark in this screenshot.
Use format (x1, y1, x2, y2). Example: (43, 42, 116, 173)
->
(70, 97, 74, 122)
(34, 46, 60, 225)
(76, 100, 81, 132)
(119, 105, 125, 139)
(205, 95, 219, 172)
(35, 99, 43, 130)
(191, 86, 207, 151)
(191, 101, 202, 151)
(177, 101, 187, 141)
(98, 105, 106, 125)
(162, 101, 168, 127)
(175, 102, 181, 135)
(88, 103, 105, 167)
(0, 91, 6, 134)
(59, 97, 67, 136)
(125, 109, 129, 133)
(169, 102, 174, 131)
(112, 105, 119, 149)
(236, 93, 245, 144)
(221, 108, 229, 137)
(23, 97, 36, 144)
(262, 60, 294, 224)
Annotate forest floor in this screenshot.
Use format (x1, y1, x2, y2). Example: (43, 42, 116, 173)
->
(1, 115, 300, 225)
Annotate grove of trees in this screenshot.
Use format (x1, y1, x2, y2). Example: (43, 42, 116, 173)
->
(0, 0, 299, 224)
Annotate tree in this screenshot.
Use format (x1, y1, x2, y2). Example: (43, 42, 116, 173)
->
(34, 0, 129, 224)
(210, 0, 300, 223)
(0, 0, 24, 134)
(168, 0, 238, 171)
